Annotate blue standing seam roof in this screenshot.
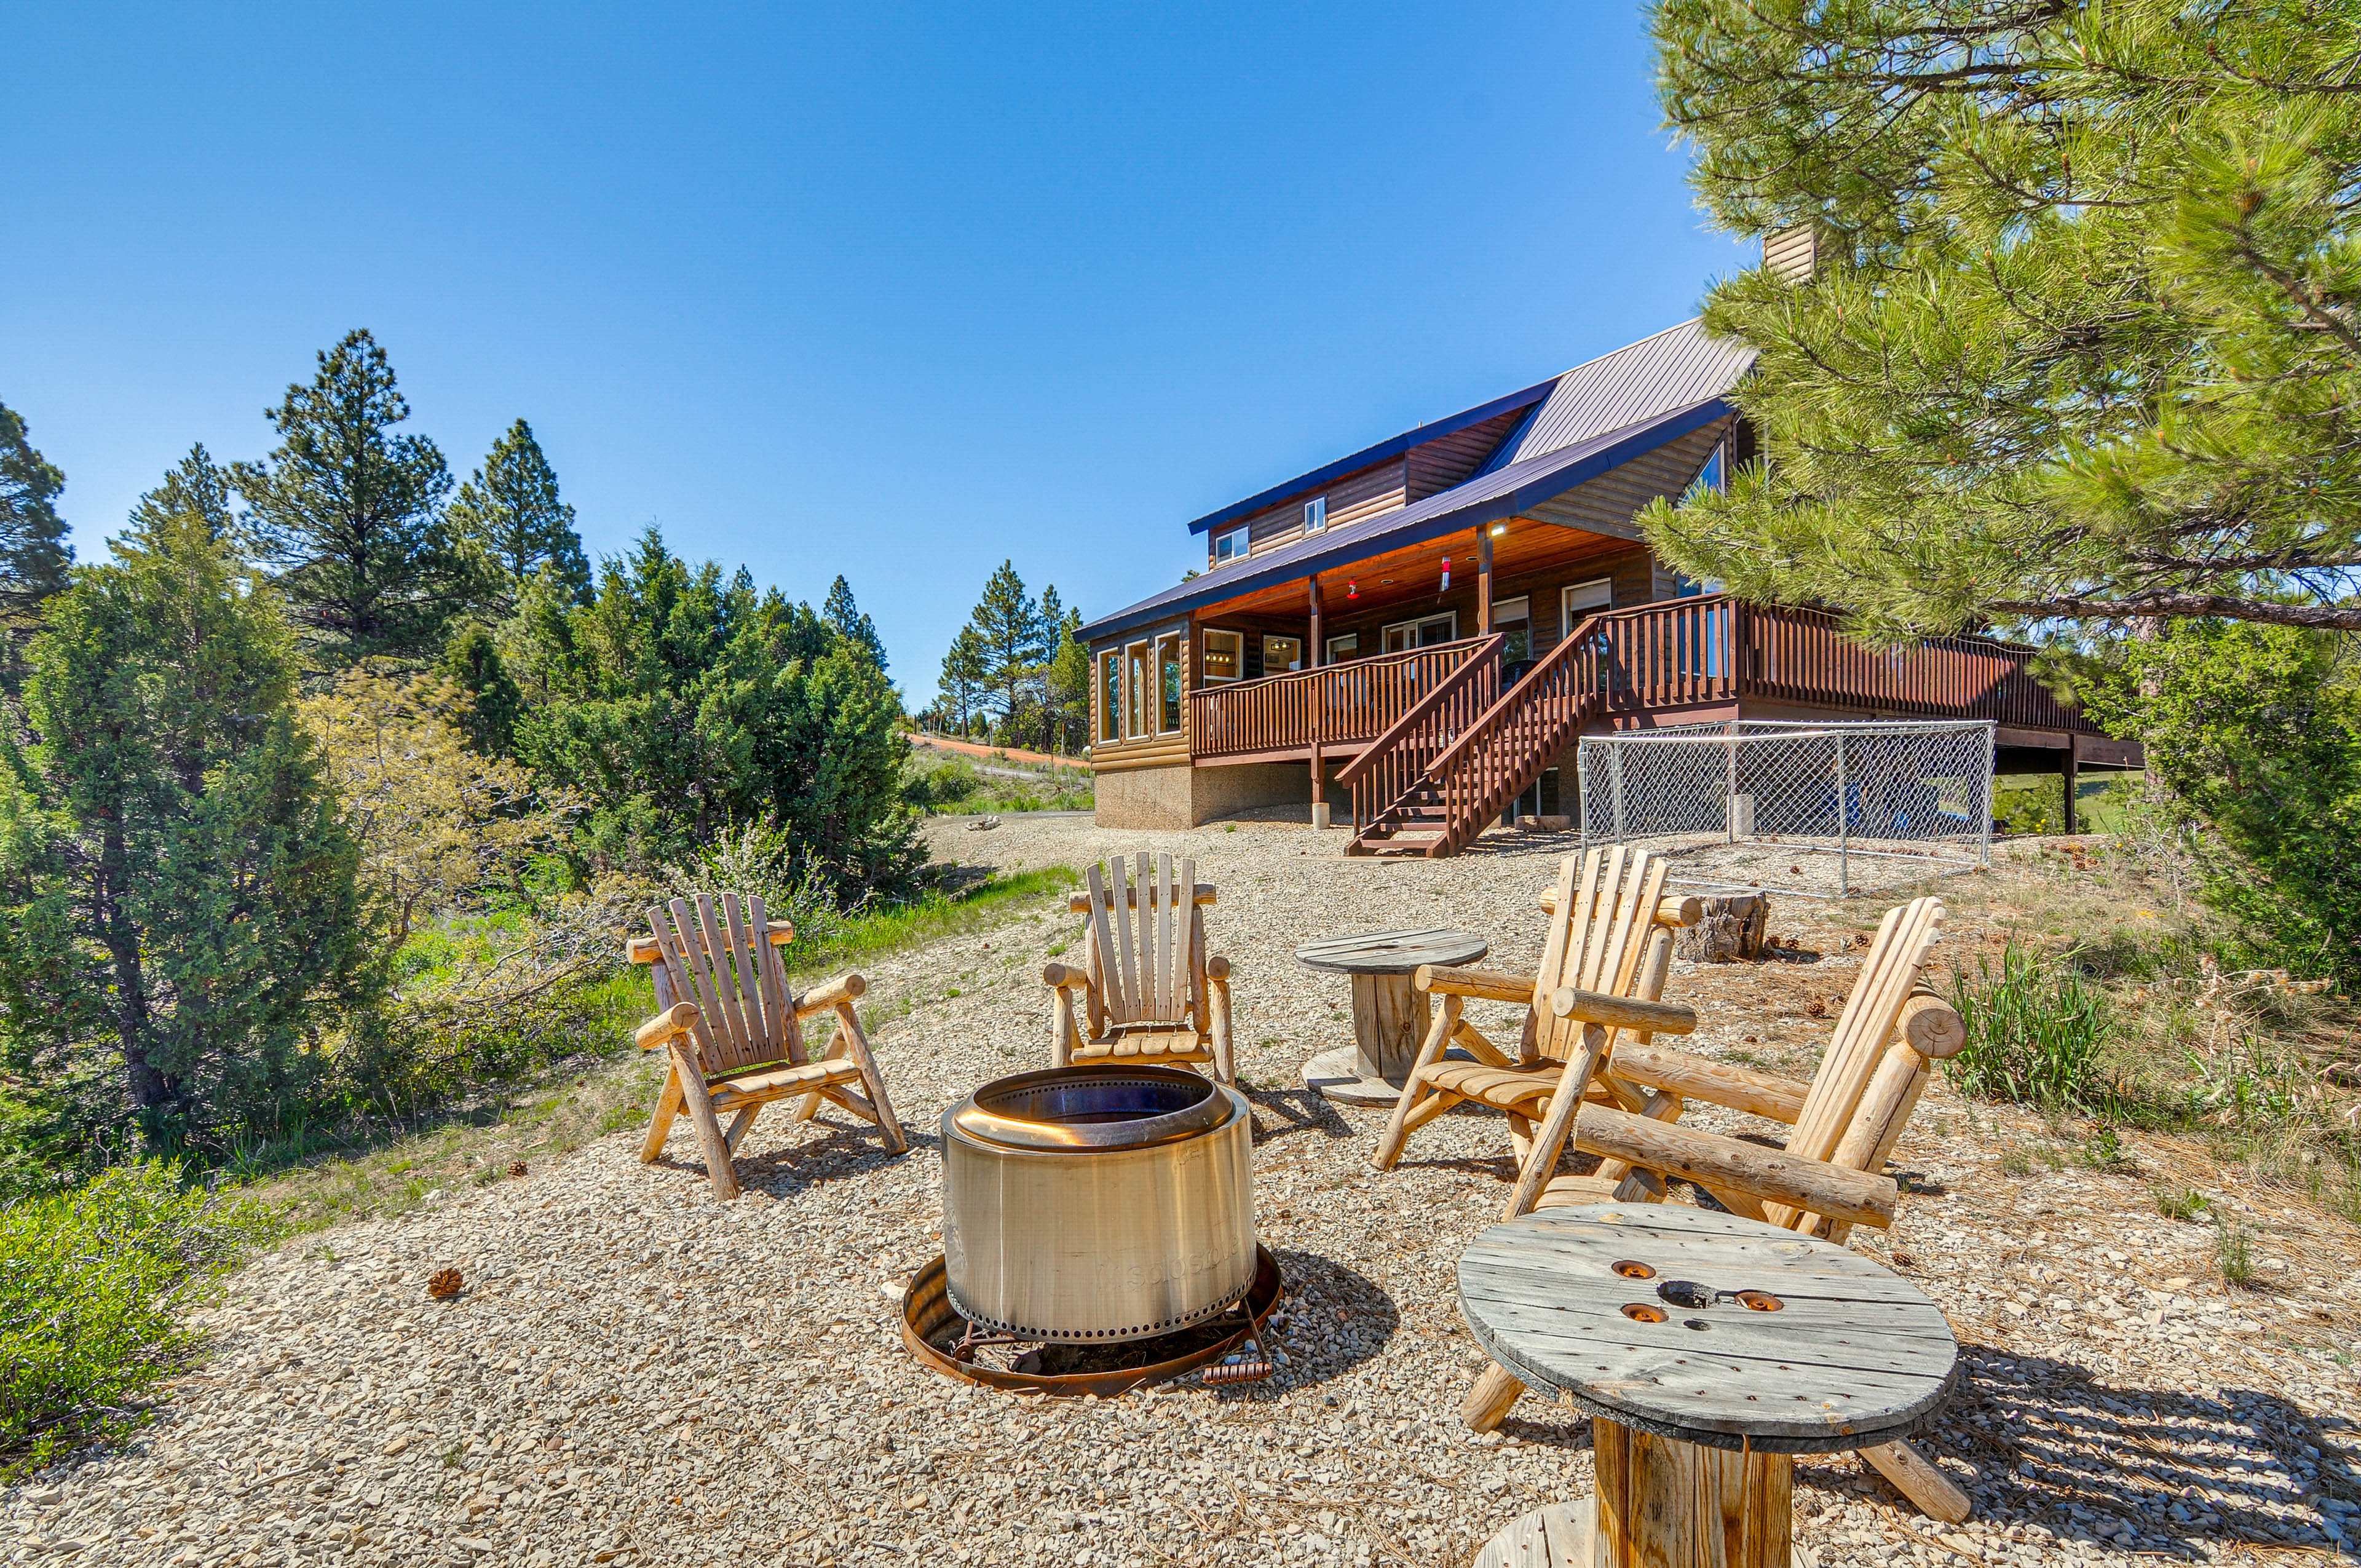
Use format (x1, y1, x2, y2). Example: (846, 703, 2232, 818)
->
(1076, 396, 1734, 645)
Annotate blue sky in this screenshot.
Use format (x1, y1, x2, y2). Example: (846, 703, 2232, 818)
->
(1, 2, 1751, 697)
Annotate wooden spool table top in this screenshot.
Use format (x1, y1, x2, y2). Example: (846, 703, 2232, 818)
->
(1458, 1204, 1959, 1455)
(1295, 927, 1489, 975)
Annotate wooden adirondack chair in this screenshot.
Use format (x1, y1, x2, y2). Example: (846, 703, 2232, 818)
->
(1043, 853, 1235, 1082)
(1370, 847, 1702, 1215)
(632, 892, 906, 1200)
(1460, 894, 1975, 1524)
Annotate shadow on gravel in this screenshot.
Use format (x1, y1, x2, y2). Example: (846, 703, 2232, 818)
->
(650, 1116, 939, 1194)
(1205, 1247, 1398, 1404)
(1239, 1082, 1361, 1145)
(1874, 1343, 2349, 1558)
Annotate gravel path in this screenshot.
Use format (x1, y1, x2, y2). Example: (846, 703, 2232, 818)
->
(9, 817, 2357, 1567)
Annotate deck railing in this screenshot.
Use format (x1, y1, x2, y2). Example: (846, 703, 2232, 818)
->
(1187, 635, 1494, 762)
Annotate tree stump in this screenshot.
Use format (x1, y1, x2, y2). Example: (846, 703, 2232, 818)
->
(1676, 893, 1770, 964)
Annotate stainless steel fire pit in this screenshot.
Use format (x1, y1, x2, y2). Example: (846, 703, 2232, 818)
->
(941, 1064, 1255, 1343)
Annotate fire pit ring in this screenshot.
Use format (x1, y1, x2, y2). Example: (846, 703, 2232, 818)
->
(901, 1245, 1284, 1397)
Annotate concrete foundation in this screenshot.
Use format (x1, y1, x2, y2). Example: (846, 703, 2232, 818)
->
(1094, 762, 1318, 830)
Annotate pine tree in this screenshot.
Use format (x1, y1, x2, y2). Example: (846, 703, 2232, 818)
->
(1643, 0, 2361, 639)
(967, 561, 1045, 734)
(231, 330, 466, 667)
(0, 398, 71, 688)
(823, 574, 886, 670)
(1043, 594, 1089, 755)
(446, 419, 590, 614)
(0, 449, 369, 1146)
(936, 627, 988, 735)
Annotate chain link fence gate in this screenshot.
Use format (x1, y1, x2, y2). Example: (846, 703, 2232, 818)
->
(1576, 720, 1995, 898)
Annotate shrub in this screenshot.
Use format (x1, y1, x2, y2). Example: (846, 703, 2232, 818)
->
(0, 1162, 277, 1474)
(1945, 943, 2116, 1115)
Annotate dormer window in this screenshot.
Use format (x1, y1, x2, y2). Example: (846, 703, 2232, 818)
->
(1303, 496, 1327, 533)
(1212, 525, 1249, 566)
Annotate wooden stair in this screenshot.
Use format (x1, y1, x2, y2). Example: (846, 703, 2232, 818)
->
(1343, 617, 1610, 858)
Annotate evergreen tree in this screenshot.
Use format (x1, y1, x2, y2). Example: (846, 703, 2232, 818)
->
(0, 398, 71, 688)
(936, 626, 988, 735)
(439, 624, 523, 758)
(1643, 0, 2361, 639)
(968, 561, 1045, 733)
(823, 574, 886, 670)
(446, 419, 590, 614)
(508, 527, 917, 890)
(1043, 601, 1090, 755)
(0, 449, 369, 1147)
(231, 330, 467, 667)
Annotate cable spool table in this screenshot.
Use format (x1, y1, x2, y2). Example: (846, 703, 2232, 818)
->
(1459, 1204, 1961, 1568)
(1295, 927, 1489, 1106)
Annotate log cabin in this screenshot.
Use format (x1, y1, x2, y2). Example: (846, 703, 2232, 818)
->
(1078, 257, 2137, 854)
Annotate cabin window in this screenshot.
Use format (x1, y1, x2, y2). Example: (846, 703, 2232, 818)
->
(1381, 612, 1458, 652)
(1302, 496, 1327, 533)
(1683, 441, 1726, 502)
(1491, 596, 1532, 663)
(1201, 628, 1244, 682)
(1324, 632, 1358, 662)
(1263, 635, 1303, 673)
(1098, 649, 1121, 743)
(1125, 640, 1152, 737)
(1561, 578, 1613, 638)
(1157, 634, 1184, 733)
(1212, 526, 1249, 566)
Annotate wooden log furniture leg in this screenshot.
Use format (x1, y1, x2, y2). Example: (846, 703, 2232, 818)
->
(1594, 1417, 1792, 1568)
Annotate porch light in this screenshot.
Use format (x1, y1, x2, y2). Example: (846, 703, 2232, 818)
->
(1489, 522, 1508, 537)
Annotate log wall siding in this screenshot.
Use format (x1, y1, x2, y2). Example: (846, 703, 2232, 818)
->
(1406, 406, 1532, 500)
(1524, 421, 1727, 541)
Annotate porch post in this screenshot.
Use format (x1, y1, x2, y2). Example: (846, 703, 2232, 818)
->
(1308, 574, 1329, 828)
(1477, 526, 1494, 635)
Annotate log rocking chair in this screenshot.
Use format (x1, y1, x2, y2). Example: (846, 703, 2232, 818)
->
(1460, 893, 1977, 1524)
(632, 892, 907, 1200)
(1043, 853, 1235, 1082)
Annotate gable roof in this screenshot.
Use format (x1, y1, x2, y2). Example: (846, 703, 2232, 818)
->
(1183, 378, 1559, 537)
(1077, 317, 1757, 644)
(1077, 397, 1734, 643)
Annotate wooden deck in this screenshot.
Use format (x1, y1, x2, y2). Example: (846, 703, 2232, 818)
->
(1187, 596, 2092, 766)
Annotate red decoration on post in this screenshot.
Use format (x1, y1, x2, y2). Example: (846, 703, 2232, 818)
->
(1346, 580, 1358, 600)
(1441, 556, 1452, 591)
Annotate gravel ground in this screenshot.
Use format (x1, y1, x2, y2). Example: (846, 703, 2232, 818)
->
(9, 817, 2359, 1567)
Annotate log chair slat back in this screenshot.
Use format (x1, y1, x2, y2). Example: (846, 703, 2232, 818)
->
(648, 892, 806, 1079)
(1530, 847, 1671, 1063)
(1763, 895, 1946, 1231)
(1083, 853, 1201, 1030)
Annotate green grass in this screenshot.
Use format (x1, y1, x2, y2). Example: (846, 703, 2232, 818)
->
(1945, 943, 2117, 1114)
(2215, 1215, 2258, 1287)
(0, 1163, 277, 1476)
(785, 866, 1079, 982)
(2153, 1182, 2211, 1221)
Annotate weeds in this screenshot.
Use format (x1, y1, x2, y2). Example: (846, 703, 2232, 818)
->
(1946, 943, 2116, 1115)
(2215, 1216, 2258, 1288)
(2153, 1183, 2211, 1221)
(0, 1163, 277, 1476)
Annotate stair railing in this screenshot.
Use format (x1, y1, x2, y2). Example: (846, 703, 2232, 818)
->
(1335, 634, 1506, 841)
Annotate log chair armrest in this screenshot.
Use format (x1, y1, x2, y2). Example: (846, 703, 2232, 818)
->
(1548, 987, 1697, 1035)
(1204, 955, 1232, 982)
(1414, 964, 1534, 1004)
(635, 1001, 700, 1050)
(1042, 962, 1092, 991)
(1573, 1104, 1899, 1229)
(1611, 1042, 1809, 1124)
(1899, 991, 1967, 1058)
(793, 972, 866, 1019)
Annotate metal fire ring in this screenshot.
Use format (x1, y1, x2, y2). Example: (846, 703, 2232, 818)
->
(950, 1064, 1233, 1150)
(901, 1245, 1284, 1398)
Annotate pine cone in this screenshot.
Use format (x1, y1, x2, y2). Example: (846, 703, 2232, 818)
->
(427, 1269, 464, 1300)
(508, 1162, 527, 1178)
(1804, 997, 1828, 1020)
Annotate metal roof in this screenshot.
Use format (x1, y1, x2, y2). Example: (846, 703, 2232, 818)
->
(1077, 397, 1734, 643)
(1482, 319, 1758, 473)
(1182, 376, 1560, 537)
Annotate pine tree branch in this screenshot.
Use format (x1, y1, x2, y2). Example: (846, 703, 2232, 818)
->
(1988, 592, 2361, 630)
